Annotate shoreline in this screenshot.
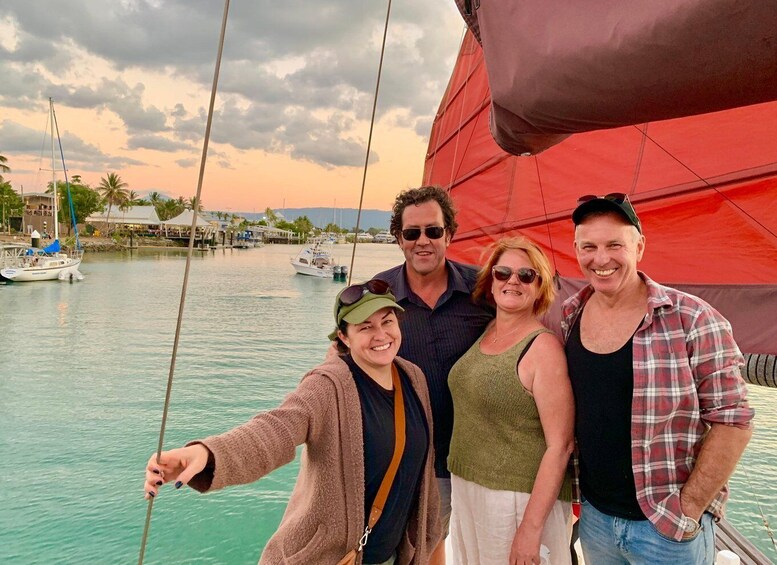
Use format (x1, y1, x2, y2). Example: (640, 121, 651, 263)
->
(0, 233, 186, 253)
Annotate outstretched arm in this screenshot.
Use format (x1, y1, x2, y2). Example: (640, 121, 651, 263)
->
(141, 373, 333, 497)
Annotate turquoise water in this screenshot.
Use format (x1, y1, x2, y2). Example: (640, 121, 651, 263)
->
(1, 244, 775, 564)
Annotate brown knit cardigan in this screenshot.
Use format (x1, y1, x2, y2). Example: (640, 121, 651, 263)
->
(187, 354, 441, 564)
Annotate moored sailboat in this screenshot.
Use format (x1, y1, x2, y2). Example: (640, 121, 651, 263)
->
(0, 99, 83, 282)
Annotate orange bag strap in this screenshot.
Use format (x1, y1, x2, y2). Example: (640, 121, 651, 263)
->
(347, 363, 406, 558)
(367, 363, 406, 528)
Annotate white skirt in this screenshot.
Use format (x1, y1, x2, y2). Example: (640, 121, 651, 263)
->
(449, 474, 573, 565)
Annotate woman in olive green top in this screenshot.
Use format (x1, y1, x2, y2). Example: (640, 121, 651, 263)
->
(448, 237, 575, 565)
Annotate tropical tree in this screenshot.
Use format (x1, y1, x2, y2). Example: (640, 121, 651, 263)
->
(127, 190, 144, 205)
(293, 215, 314, 235)
(0, 180, 23, 232)
(264, 207, 279, 226)
(276, 219, 296, 232)
(53, 181, 102, 235)
(97, 172, 129, 233)
(148, 191, 163, 206)
(157, 198, 184, 221)
(323, 222, 344, 234)
(0, 154, 10, 179)
(187, 195, 203, 212)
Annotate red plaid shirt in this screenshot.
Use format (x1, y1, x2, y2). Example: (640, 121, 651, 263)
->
(561, 273, 754, 541)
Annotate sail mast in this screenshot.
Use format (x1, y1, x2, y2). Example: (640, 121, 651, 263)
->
(50, 97, 58, 241)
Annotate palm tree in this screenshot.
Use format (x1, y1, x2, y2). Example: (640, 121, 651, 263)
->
(0, 154, 10, 183)
(187, 195, 203, 212)
(98, 172, 129, 234)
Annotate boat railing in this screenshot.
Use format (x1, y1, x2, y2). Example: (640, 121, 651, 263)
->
(716, 518, 773, 565)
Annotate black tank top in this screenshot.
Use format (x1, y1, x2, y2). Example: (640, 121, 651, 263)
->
(344, 355, 430, 562)
(565, 314, 646, 520)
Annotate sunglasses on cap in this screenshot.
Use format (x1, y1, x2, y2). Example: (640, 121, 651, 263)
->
(576, 192, 629, 205)
(401, 226, 446, 241)
(492, 266, 539, 284)
(338, 279, 391, 307)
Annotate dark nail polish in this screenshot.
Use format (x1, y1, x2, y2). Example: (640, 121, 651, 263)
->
(175, 481, 183, 489)
(148, 491, 155, 497)
(152, 468, 160, 475)
(155, 480, 163, 486)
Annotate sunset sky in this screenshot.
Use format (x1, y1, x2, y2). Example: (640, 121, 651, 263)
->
(0, 0, 465, 213)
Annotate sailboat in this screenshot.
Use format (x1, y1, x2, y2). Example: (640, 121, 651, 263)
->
(0, 99, 83, 282)
(424, 21, 776, 565)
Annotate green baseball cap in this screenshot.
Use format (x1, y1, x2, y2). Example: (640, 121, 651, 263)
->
(328, 283, 404, 341)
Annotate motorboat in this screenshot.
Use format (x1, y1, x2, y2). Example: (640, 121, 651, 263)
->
(290, 239, 344, 278)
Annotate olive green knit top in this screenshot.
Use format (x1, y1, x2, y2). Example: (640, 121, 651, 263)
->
(447, 328, 572, 500)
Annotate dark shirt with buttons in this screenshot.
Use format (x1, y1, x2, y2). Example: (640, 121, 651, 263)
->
(375, 260, 494, 477)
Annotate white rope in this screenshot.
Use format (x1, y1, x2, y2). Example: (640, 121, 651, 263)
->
(136, 1, 230, 563)
(347, 0, 392, 285)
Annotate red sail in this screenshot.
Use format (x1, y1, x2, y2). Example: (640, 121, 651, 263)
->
(424, 33, 777, 355)
(453, 0, 777, 155)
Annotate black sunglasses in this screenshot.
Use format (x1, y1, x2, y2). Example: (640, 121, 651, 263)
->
(401, 226, 446, 241)
(492, 266, 539, 284)
(577, 192, 628, 205)
(338, 279, 391, 307)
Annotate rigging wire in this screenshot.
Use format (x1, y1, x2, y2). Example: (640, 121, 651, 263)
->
(742, 467, 777, 554)
(447, 25, 473, 190)
(628, 123, 649, 195)
(136, 1, 230, 563)
(637, 129, 777, 240)
(532, 156, 560, 283)
(51, 102, 81, 250)
(347, 0, 392, 285)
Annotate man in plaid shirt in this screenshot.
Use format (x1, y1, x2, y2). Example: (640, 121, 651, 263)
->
(561, 193, 754, 564)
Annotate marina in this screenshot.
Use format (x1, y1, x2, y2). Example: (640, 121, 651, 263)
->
(1, 244, 776, 563)
(1, 1, 775, 562)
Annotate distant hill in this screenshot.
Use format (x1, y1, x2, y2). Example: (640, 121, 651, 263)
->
(239, 208, 392, 230)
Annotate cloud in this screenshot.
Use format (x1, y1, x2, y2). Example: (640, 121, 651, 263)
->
(126, 133, 192, 152)
(175, 158, 197, 168)
(0, 119, 146, 172)
(1, 0, 463, 169)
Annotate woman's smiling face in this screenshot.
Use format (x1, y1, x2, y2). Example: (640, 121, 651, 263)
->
(491, 249, 539, 314)
(338, 307, 401, 371)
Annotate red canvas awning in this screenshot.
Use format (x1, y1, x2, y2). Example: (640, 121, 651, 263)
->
(424, 33, 777, 354)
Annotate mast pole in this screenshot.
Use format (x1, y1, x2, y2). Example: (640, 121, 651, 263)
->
(50, 98, 58, 241)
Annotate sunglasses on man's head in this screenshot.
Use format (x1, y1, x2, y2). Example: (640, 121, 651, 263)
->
(492, 266, 539, 284)
(401, 226, 445, 241)
(338, 279, 391, 307)
(577, 192, 629, 206)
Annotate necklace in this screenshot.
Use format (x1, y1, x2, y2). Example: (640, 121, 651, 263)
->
(491, 324, 523, 343)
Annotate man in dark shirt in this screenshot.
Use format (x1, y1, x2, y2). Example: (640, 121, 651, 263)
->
(375, 186, 493, 562)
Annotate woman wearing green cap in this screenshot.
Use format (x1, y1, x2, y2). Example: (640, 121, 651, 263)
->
(142, 280, 440, 565)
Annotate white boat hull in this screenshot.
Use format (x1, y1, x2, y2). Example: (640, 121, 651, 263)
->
(1, 257, 82, 282)
(291, 261, 333, 278)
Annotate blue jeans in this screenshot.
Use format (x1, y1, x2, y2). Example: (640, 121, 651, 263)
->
(579, 499, 715, 564)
